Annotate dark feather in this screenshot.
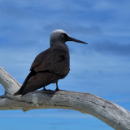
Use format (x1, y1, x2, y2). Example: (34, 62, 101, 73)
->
(14, 71, 36, 95)
(14, 44, 70, 95)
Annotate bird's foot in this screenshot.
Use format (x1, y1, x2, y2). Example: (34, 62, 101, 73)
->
(43, 88, 48, 91)
(42, 87, 53, 91)
(55, 88, 60, 91)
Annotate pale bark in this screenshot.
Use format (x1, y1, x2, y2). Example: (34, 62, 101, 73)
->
(0, 66, 130, 130)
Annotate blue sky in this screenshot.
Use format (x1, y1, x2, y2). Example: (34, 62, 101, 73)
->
(0, 0, 130, 129)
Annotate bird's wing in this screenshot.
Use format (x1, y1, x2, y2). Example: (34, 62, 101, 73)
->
(14, 45, 69, 96)
(30, 45, 68, 74)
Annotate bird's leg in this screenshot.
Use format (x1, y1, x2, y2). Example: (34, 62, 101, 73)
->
(55, 81, 59, 91)
(43, 87, 47, 91)
(43, 87, 52, 91)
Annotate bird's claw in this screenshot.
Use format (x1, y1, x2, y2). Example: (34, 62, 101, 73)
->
(55, 88, 59, 91)
(43, 88, 48, 91)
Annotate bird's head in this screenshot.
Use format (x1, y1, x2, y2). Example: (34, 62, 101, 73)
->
(50, 29, 87, 46)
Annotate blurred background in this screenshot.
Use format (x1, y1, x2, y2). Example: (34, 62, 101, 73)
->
(0, 0, 130, 129)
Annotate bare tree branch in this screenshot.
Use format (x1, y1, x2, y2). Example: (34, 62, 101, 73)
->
(0, 66, 130, 130)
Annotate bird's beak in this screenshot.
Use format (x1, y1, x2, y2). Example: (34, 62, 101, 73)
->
(67, 36, 88, 44)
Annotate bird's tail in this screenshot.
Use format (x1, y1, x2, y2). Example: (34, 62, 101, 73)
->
(14, 71, 36, 96)
(14, 90, 21, 96)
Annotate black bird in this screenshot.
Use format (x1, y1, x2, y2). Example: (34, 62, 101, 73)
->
(14, 29, 87, 95)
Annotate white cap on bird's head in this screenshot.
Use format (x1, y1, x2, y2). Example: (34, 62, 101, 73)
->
(50, 29, 88, 46)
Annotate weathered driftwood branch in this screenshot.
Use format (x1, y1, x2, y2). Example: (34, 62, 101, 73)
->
(0, 66, 130, 130)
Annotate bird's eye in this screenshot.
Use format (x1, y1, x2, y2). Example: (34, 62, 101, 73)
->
(61, 33, 65, 37)
(61, 33, 67, 38)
